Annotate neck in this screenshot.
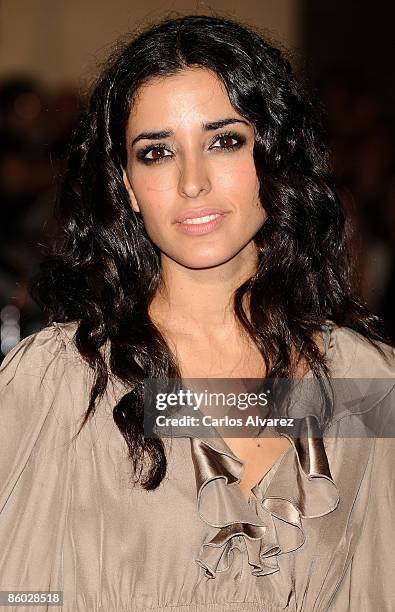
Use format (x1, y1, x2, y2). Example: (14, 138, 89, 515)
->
(149, 242, 258, 336)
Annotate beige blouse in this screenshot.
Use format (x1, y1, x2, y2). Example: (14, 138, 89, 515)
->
(0, 321, 394, 612)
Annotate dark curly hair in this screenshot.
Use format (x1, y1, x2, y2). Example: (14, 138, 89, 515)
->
(30, 13, 391, 490)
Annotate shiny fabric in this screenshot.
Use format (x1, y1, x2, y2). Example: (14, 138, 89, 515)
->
(0, 321, 394, 611)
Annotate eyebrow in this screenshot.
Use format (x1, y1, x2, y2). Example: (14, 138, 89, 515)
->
(130, 117, 250, 147)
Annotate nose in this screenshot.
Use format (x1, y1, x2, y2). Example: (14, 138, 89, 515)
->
(177, 152, 211, 199)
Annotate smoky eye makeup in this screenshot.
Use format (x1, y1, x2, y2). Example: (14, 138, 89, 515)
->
(135, 142, 173, 165)
(210, 131, 247, 151)
(134, 130, 247, 165)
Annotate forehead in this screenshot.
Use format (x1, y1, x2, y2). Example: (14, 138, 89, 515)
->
(127, 68, 238, 129)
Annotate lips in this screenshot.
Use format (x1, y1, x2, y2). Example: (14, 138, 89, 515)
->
(175, 208, 229, 224)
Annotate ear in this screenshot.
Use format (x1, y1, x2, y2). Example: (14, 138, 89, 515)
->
(122, 168, 140, 213)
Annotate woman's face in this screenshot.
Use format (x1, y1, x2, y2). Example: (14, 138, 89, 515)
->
(123, 67, 267, 269)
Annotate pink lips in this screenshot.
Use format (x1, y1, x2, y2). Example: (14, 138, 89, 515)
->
(175, 208, 229, 224)
(175, 211, 228, 236)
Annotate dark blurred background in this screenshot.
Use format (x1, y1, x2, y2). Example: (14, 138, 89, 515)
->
(0, 0, 394, 356)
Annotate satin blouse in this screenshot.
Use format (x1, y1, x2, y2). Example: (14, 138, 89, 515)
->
(0, 321, 394, 611)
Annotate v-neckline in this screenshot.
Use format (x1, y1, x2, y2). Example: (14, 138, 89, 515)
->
(190, 322, 334, 502)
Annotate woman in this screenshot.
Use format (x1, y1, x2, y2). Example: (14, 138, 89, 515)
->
(1, 13, 394, 612)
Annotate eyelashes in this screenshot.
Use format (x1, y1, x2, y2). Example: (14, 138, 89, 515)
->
(135, 130, 247, 165)
(137, 143, 169, 165)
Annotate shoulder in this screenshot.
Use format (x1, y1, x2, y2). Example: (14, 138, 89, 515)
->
(0, 321, 92, 503)
(0, 321, 121, 425)
(326, 323, 395, 378)
(322, 323, 395, 438)
(0, 321, 83, 385)
(0, 322, 100, 463)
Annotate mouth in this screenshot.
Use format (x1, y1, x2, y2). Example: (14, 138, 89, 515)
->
(175, 212, 229, 235)
(174, 207, 229, 224)
(180, 213, 222, 225)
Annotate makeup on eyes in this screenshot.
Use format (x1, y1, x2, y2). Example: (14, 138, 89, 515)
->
(135, 130, 247, 165)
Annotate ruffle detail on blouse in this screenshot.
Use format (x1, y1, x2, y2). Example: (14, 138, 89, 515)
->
(190, 415, 340, 579)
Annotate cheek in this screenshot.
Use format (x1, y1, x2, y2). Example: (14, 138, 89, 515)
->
(219, 161, 261, 208)
(139, 199, 167, 228)
(130, 162, 177, 194)
(128, 167, 165, 215)
(132, 186, 170, 237)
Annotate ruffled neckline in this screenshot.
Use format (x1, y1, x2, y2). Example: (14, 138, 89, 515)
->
(184, 319, 395, 579)
(186, 321, 341, 579)
(189, 416, 339, 579)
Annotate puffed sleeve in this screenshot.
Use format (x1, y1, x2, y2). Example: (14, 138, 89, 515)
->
(0, 324, 79, 507)
(326, 381, 395, 611)
(0, 322, 88, 591)
(327, 440, 395, 611)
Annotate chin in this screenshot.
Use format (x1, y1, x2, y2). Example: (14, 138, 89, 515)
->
(175, 251, 239, 270)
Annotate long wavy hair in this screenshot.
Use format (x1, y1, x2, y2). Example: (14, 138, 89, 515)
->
(30, 13, 391, 490)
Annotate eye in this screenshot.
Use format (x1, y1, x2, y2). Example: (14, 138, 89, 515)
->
(210, 130, 245, 151)
(137, 143, 173, 164)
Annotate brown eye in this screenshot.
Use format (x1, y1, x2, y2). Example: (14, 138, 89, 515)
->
(151, 149, 163, 160)
(145, 146, 172, 161)
(217, 135, 236, 148)
(210, 132, 244, 151)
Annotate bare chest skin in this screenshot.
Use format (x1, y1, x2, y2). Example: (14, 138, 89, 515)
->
(163, 329, 297, 503)
(224, 436, 292, 503)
